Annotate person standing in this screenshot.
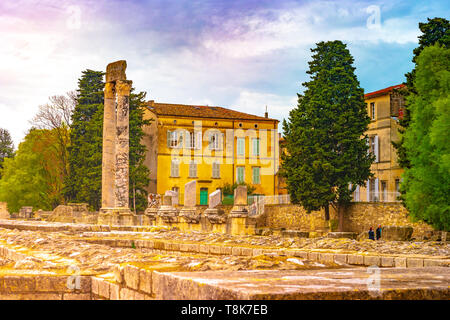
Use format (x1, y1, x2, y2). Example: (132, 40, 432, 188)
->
(368, 227, 375, 240)
(376, 225, 382, 240)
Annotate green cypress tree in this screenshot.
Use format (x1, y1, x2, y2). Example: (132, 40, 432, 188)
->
(393, 17, 450, 169)
(64, 70, 105, 209)
(0, 128, 15, 178)
(281, 41, 374, 226)
(402, 45, 450, 231)
(64, 69, 151, 212)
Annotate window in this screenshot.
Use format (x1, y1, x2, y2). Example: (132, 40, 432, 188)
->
(236, 166, 245, 183)
(189, 160, 197, 178)
(252, 138, 260, 156)
(252, 167, 261, 184)
(395, 179, 400, 199)
(171, 159, 179, 177)
(167, 130, 182, 148)
(370, 102, 375, 120)
(369, 135, 379, 162)
(209, 132, 221, 150)
(212, 162, 220, 178)
(237, 138, 245, 156)
(184, 131, 202, 149)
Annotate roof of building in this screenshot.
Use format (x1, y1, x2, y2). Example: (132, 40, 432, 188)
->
(145, 101, 278, 122)
(364, 84, 406, 99)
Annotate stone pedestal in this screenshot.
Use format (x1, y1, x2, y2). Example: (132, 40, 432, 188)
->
(143, 207, 158, 226)
(157, 195, 178, 224)
(99, 208, 134, 226)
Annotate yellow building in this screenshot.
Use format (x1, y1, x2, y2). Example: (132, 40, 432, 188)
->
(353, 84, 406, 202)
(142, 101, 280, 205)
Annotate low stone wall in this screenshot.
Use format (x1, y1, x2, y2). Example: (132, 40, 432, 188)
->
(264, 202, 435, 239)
(0, 202, 9, 219)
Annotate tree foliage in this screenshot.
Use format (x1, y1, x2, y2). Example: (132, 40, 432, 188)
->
(402, 45, 450, 231)
(281, 41, 373, 219)
(394, 17, 450, 169)
(64, 70, 151, 212)
(0, 129, 67, 212)
(0, 128, 15, 178)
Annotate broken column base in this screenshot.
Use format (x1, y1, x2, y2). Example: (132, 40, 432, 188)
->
(143, 207, 158, 226)
(229, 206, 254, 236)
(179, 207, 201, 232)
(156, 206, 179, 225)
(98, 208, 135, 226)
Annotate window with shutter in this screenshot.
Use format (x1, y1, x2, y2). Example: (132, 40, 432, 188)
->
(237, 138, 245, 156)
(237, 167, 245, 183)
(252, 167, 260, 184)
(189, 161, 197, 178)
(252, 138, 260, 156)
(171, 160, 179, 177)
(212, 162, 220, 178)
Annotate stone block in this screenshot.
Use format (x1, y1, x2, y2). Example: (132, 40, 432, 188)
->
(220, 246, 232, 255)
(394, 257, 407, 268)
(234, 186, 247, 205)
(327, 232, 358, 240)
(252, 248, 263, 256)
(241, 247, 253, 256)
(208, 245, 221, 255)
(139, 269, 152, 294)
(134, 291, 146, 300)
(199, 244, 209, 254)
(231, 247, 242, 256)
(334, 254, 348, 264)
(179, 243, 189, 252)
(35, 276, 67, 292)
(382, 226, 413, 241)
(91, 277, 100, 295)
(308, 252, 319, 261)
(2, 276, 36, 293)
(291, 250, 308, 259)
(119, 287, 135, 300)
(319, 253, 335, 264)
(109, 283, 120, 300)
(106, 60, 127, 82)
(407, 258, 424, 268)
(364, 255, 381, 266)
(381, 256, 395, 267)
(423, 259, 450, 267)
(98, 279, 110, 298)
(188, 243, 199, 253)
(183, 180, 197, 207)
(347, 254, 364, 265)
(123, 265, 140, 290)
(63, 293, 91, 300)
(144, 240, 154, 249)
(209, 190, 221, 209)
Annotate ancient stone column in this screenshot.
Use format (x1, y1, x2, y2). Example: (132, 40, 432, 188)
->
(114, 80, 132, 208)
(101, 82, 116, 209)
(99, 60, 134, 226)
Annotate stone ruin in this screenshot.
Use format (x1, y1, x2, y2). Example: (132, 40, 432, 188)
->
(204, 189, 226, 224)
(98, 60, 134, 226)
(179, 180, 200, 223)
(0, 202, 9, 219)
(47, 203, 97, 224)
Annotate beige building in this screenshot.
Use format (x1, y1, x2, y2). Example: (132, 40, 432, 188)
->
(353, 84, 406, 202)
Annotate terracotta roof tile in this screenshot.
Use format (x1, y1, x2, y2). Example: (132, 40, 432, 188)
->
(146, 102, 278, 122)
(364, 84, 406, 99)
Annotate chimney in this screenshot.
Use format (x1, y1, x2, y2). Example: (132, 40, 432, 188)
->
(149, 100, 155, 107)
(264, 105, 268, 118)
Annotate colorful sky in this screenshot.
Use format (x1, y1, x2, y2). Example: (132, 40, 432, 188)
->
(0, 0, 449, 147)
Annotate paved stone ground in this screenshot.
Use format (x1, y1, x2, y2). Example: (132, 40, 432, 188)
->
(0, 219, 449, 300)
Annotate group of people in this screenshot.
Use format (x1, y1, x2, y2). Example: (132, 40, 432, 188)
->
(368, 225, 382, 240)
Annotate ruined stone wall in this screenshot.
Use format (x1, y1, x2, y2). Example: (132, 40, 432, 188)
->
(264, 202, 435, 238)
(0, 202, 9, 219)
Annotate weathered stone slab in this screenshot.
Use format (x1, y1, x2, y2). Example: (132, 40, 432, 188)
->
(184, 180, 197, 207)
(382, 226, 413, 241)
(152, 267, 450, 300)
(327, 232, 358, 240)
(209, 190, 221, 209)
(234, 186, 247, 205)
(281, 230, 309, 238)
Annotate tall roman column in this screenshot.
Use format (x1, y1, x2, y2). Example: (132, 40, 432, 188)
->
(114, 80, 132, 208)
(101, 82, 116, 208)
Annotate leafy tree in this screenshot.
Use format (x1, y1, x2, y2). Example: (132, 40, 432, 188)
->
(0, 129, 66, 212)
(394, 17, 450, 169)
(281, 41, 374, 227)
(221, 182, 256, 196)
(64, 70, 151, 212)
(402, 45, 450, 231)
(0, 128, 15, 178)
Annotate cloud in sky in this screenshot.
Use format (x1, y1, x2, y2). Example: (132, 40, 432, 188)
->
(0, 0, 448, 147)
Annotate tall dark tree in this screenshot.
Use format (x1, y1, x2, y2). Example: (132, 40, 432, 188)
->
(402, 45, 450, 231)
(281, 41, 374, 228)
(0, 128, 15, 178)
(393, 17, 450, 169)
(64, 70, 151, 212)
(64, 70, 105, 209)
